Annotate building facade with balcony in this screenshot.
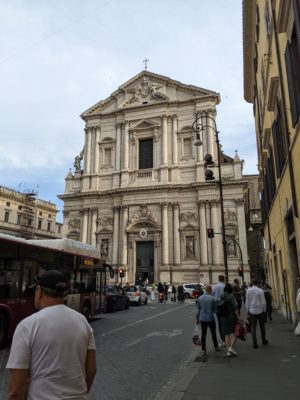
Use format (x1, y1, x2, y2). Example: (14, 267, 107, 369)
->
(243, 0, 300, 321)
(60, 71, 251, 285)
(0, 186, 62, 239)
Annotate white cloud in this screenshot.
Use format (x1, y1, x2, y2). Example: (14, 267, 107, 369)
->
(0, 0, 258, 220)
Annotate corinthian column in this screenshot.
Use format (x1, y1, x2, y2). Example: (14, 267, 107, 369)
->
(94, 127, 100, 173)
(162, 203, 169, 265)
(91, 208, 98, 247)
(173, 203, 180, 265)
(122, 206, 128, 266)
(81, 209, 89, 243)
(112, 207, 120, 266)
(123, 122, 129, 169)
(172, 115, 178, 164)
(162, 115, 168, 166)
(115, 124, 121, 171)
(199, 201, 208, 264)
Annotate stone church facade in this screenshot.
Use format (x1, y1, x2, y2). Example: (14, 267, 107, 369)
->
(60, 71, 250, 284)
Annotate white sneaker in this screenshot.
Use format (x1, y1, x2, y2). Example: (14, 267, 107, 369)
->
(228, 347, 237, 356)
(227, 351, 232, 356)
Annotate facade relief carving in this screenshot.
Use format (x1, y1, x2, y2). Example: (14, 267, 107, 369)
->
(224, 209, 237, 225)
(97, 216, 113, 227)
(180, 212, 198, 224)
(68, 218, 81, 230)
(126, 77, 169, 104)
(128, 205, 158, 225)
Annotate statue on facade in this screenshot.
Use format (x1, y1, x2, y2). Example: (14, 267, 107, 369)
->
(101, 240, 108, 258)
(74, 155, 81, 172)
(186, 236, 195, 257)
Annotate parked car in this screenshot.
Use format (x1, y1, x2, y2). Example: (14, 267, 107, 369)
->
(124, 285, 148, 305)
(182, 283, 204, 299)
(105, 285, 130, 312)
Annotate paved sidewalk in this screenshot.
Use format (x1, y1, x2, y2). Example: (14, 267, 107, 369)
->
(155, 311, 300, 400)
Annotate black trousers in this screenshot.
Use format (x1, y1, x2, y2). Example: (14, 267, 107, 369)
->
(200, 320, 218, 352)
(250, 312, 267, 345)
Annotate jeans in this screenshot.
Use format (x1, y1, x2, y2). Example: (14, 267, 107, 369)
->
(200, 320, 218, 351)
(250, 312, 267, 345)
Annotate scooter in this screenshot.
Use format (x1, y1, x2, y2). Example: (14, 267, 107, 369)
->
(158, 292, 164, 303)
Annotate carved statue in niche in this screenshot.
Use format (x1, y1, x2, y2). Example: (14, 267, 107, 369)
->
(101, 239, 108, 258)
(68, 218, 80, 230)
(186, 236, 195, 258)
(227, 237, 236, 256)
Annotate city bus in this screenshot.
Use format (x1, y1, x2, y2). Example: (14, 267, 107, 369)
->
(0, 233, 114, 347)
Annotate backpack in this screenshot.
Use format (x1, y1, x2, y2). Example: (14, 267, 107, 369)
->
(217, 300, 229, 317)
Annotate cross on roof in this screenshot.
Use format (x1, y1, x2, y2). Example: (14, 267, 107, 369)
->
(142, 58, 149, 70)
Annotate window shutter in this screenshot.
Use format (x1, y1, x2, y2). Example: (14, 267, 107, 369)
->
(285, 43, 299, 127)
(271, 121, 281, 178)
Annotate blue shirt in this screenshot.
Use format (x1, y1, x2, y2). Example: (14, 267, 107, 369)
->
(212, 282, 225, 302)
(196, 293, 217, 322)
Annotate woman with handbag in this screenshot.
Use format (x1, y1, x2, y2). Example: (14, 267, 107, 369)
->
(219, 283, 240, 356)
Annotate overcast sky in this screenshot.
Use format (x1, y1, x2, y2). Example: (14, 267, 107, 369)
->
(0, 0, 256, 222)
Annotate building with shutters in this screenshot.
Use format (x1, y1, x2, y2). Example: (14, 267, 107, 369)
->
(59, 70, 252, 285)
(243, 0, 300, 322)
(0, 185, 62, 239)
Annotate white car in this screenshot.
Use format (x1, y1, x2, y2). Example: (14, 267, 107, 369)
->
(124, 285, 148, 305)
(182, 283, 204, 299)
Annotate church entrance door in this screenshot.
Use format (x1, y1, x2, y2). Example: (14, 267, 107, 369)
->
(136, 241, 154, 284)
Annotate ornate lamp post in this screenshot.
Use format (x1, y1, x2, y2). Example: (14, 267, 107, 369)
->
(193, 113, 228, 282)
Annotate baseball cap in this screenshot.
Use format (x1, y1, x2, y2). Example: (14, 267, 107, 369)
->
(33, 270, 67, 292)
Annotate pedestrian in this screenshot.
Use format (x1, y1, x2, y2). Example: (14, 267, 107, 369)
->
(150, 282, 156, 302)
(212, 274, 225, 344)
(6, 270, 97, 400)
(157, 281, 164, 302)
(196, 285, 219, 357)
(296, 275, 300, 319)
(163, 282, 169, 302)
(262, 282, 273, 321)
(219, 283, 240, 356)
(232, 278, 242, 316)
(172, 284, 177, 302)
(177, 284, 185, 303)
(246, 279, 268, 348)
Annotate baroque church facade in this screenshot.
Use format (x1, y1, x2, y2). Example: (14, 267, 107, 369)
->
(60, 71, 250, 284)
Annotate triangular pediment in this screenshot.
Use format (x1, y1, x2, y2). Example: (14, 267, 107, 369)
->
(131, 119, 160, 131)
(81, 71, 220, 119)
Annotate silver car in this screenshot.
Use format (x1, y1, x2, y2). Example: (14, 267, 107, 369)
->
(124, 285, 148, 305)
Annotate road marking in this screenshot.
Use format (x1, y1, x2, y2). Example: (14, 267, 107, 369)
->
(95, 304, 190, 339)
(127, 329, 182, 347)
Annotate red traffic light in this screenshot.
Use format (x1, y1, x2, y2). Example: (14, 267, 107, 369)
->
(237, 266, 244, 277)
(207, 228, 214, 238)
(119, 269, 125, 278)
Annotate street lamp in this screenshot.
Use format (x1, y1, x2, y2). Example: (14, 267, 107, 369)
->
(193, 113, 228, 282)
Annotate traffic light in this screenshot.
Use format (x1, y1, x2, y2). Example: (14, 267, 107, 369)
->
(238, 266, 244, 277)
(119, 269, 125, 278)
(207, 228, 214, 238)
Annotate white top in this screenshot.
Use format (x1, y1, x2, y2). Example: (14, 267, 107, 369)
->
(296, 288, 300, 312)
(246, 285, 266, 314)
(212, 282, 225, 302)
(7, 305, 96, 400)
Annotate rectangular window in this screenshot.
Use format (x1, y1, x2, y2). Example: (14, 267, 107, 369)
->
(17, 214, 21, 225)
(47, 222, 51, 232)
(265, 5, 271, 37)
(18, 205, 22, 210)
(285, 27, 300, 127)
(183, 138, 192, 158)
(48, 214, 51, 219)
(27, 219, 32, 226)
(4, 211, 9, 222)
(271, 101, 287, 178)
(104, 148, 112, 166)
(38, 220, 42, 230)
(139, 138, 153, 169)
(39, 211, 42, 216)
(6, 202, 10, 207)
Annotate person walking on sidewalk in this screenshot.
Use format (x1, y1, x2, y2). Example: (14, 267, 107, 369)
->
(220, 283, 240, 356)
(246, 279, 268, 348)
(196, 285, 219, 357)
(6, 270, 97, 400)
(212, 274, 225, 344)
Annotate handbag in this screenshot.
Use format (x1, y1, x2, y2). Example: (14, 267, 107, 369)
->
(192, 324, 201, 346)
(234, 321, 247, 341)
(295, 321, 300, 337)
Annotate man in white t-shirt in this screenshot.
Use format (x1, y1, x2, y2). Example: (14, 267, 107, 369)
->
(6, 270, 97, 400)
